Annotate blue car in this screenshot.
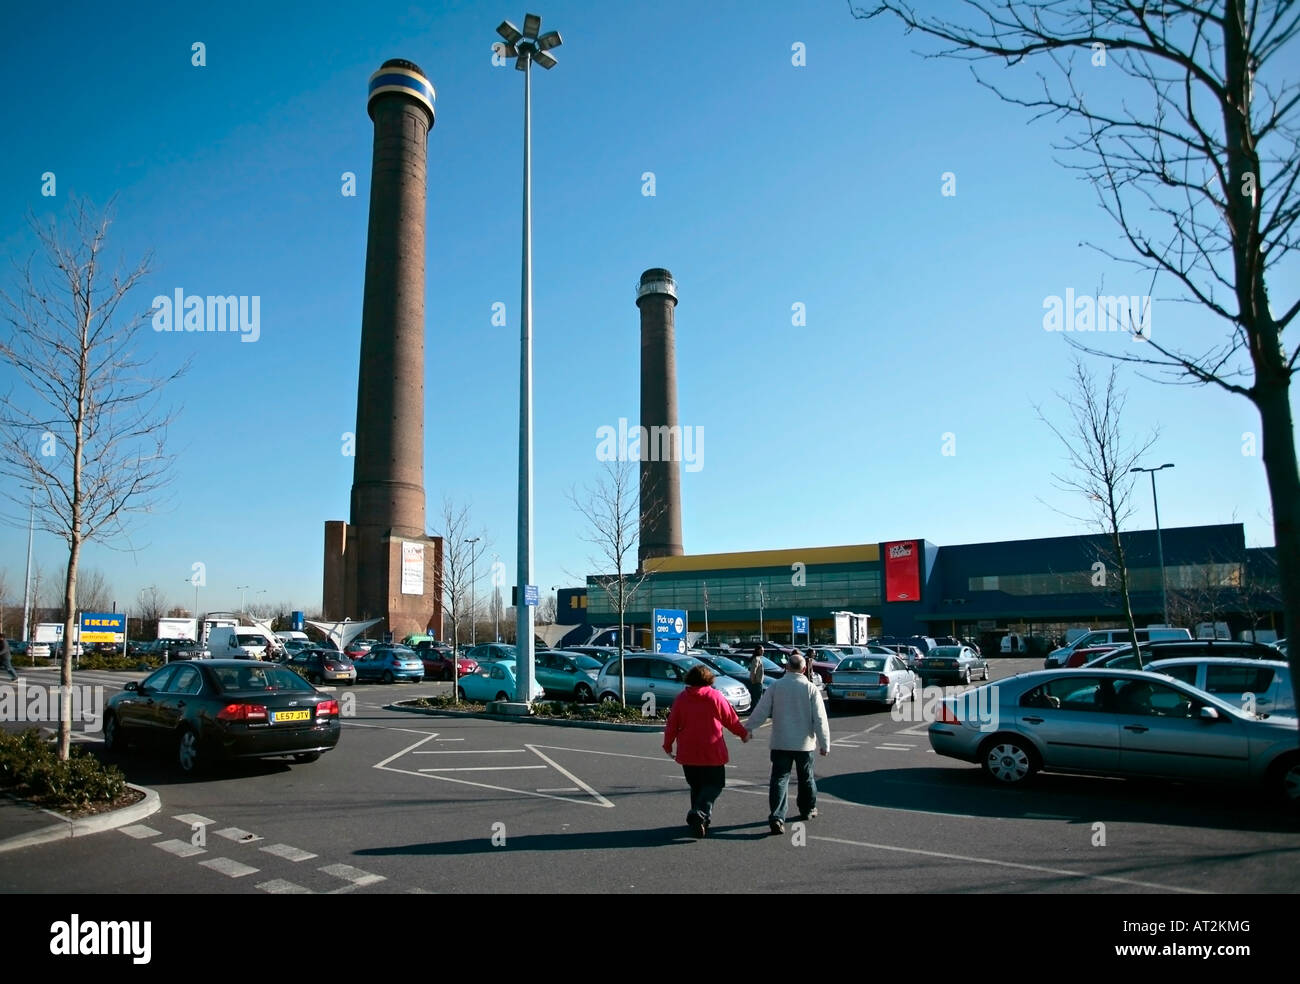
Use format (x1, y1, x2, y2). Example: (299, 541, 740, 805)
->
(534, 650, 604, 702)
(457, 660, 541, 702)
(355, 644, 425, 684)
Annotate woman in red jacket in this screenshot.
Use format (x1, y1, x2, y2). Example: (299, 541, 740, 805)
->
(663, 664, 750, 838)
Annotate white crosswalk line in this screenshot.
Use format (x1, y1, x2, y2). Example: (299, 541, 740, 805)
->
(119, 824, 160, 839)
(215, 827, 263, 843)
(200, 857, 260, 878)
(155, 839, 206, 858)
(319, 863, 385, 887)
(261, 843, 318, 862)
(174, 813, 215, 827)
(258, 879, 313, 894)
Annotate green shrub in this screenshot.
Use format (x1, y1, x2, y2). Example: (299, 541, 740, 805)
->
(0, 729, 127, 810)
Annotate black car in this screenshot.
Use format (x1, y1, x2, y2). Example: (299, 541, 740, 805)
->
(1085, 639, 1282, 669)
(104, 659, 341, 774)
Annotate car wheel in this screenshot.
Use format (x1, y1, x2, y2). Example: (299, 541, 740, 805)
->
(176, 728, 202, 775)
(574, 683, 593, 703)
(600, 692, 621, 705)
(1269, 752, 1300, 807)
(979, 736, 1037, 785)
(982, 665, 990, 681)
(293, 752, 321, 763)
(962, 668, 972, 685)
(457, 687, 467, 700)
(103, 713, 127, 753)
(382, 670, 395, 685)
(495, 691, 510, 702)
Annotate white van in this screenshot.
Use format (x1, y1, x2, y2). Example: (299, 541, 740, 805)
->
(1195, 622, 1231, 640)
(207, 626, 276, 660)
(276, 631, 309, 643)
(1045, 626, 1192, 667)
(1000, 632, 1030, 655)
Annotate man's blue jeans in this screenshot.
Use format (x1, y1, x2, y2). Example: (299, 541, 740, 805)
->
(769, 749, 815, 821)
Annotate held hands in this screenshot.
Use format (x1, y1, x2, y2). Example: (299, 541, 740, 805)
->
(741, 730, 752, 743)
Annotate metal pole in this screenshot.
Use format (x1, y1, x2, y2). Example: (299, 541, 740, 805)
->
(21, 490, 34, 641)
(515, 47, 535, 702)
(470, 549, 477, 646)
(1152, 470, 1168, 625)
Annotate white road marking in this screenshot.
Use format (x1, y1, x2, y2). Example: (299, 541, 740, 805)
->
(526, 745, 614, 808)
(374, 731, 440, 768)
(258, 879, 312, 894)
(895, 723, 930, 737)
(260, 843, 318, 862)
(200, 857, 260, 878)
(536, 787, 581, 793)
(348, 722, 442, 737)
(809, 834, 1208, 894)
(529, 745, 666, 763)
(433, 738, 465, 741)
(413, 749, 526, 754)
(419, 765, 547, 772)
(155, 839, 206, 858)
(320, 863, 385, 887)
(174, 813, 215, 827)
(215, 827, 262, 843)
(876, 744, 914, 751)
(119, 824, 160, 839)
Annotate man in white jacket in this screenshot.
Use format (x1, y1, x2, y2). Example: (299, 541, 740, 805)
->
(745, 652, 831, 834)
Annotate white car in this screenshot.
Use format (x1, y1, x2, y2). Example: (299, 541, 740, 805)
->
(1147, 657, 1294, 717)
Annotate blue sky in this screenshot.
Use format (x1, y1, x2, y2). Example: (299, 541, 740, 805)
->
(0, 0, 1293, 619)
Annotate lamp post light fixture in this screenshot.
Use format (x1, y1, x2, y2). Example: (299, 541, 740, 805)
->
(237, 584, 251, 613)
(497, 11, 561, 703)
(1130, 463, 1176, 624)
(184, 579, 200, 619)
(465, 537, 481, 646)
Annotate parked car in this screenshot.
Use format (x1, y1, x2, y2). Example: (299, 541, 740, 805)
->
(464, 643, 517, 665)
(1145, 657, 1294, 717)
(1046, 627, 1192, 668)
(354, 644, 424, 684)
(103, 660, 341, 774)
(917, 645, 989, 685)
(534, 649, 604, 701)
(457, 659, 541, 702)
(1084, 639, 1283, 669)
(596, 653, 751, 713)
(288, 649, 357, 685)
(880, 644, 924, 670)
(828, 654, 918, 708)
(928, 669, 1300, 805)
(693, 651, 773, 695)
(159, 638, 211, 661)
(1272, 639, 1288, 658)
(419, 646, 479, 681)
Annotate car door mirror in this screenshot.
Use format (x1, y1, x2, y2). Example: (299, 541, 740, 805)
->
(124, 681, 139, 693)
(1199, 706, 1220, 721)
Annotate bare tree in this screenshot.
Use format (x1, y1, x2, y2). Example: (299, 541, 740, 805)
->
(568, 459, 662, 704)
(136, 585, 167, 638)
(853, 0, 1299, 734)
(52, 564, 112, 615)
(1038, 360, 1159, 665)
(431, 498, 489, 702)
(0, 199, 184, 758)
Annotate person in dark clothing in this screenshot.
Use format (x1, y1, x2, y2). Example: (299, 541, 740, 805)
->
(0, 632, 17, 681)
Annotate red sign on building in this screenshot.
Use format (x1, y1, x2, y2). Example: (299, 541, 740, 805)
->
(884, 540, 921, 602)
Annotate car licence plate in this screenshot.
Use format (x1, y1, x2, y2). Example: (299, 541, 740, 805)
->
(272, 710, 311, 723)
(846, 691, 865, 698)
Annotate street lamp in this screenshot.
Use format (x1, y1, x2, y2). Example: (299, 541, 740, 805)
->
(1131, 463, 1176, 624)
(236, 584, 250, 613)
(184, 578, 200, 619)
(21, 486, 35, 642)
(465, 537, 480, 646)
(498, 11, 562, 703)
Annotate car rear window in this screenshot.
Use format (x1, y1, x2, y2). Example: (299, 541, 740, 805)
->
(214, 665, 315, 694)
(839, 658, 885, 672)
(929, 647, 961, 657)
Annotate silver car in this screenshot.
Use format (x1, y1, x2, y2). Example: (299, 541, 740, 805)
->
(1147, 657, 1294, 718)
(596, 653, 751, 713)
(928, 669, 1300, 804)
(828, 654, 917, 707)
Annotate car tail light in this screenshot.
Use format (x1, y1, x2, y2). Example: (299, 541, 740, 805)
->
(316, 700, 339, 718)
(876, 673, 890, 685)
(218, 703, 268, 722)
(937, 702, 962, 725)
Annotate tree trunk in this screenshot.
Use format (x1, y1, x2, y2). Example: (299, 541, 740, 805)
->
(59, 539, 80, 760)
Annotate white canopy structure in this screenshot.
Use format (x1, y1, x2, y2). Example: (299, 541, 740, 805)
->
(306, 618, 384, 652)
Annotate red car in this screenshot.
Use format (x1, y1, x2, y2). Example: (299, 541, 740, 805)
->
(419, 647, 479, 681)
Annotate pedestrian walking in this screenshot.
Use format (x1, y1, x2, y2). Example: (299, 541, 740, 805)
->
(663, 664, 750, 838)
(0, 631, 17, 681)
(745, 651, 830, 835)
(748, 644, 765, 704)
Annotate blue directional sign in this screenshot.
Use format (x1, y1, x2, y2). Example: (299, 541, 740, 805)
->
(524, 585, 539, 607)
(653, 608, 688, 655)
(792, 615, 809, 636)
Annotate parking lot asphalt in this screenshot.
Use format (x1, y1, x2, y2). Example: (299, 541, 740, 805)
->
(2, 658, 1298, 894)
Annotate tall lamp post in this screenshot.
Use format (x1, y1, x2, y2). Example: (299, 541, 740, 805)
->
(21, 486, 35, 642)
(1131, 463, 1175, 624)
(236, 584, 250, 613)
(497, 11, 562, 703)
(465, 537, 480, 646)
